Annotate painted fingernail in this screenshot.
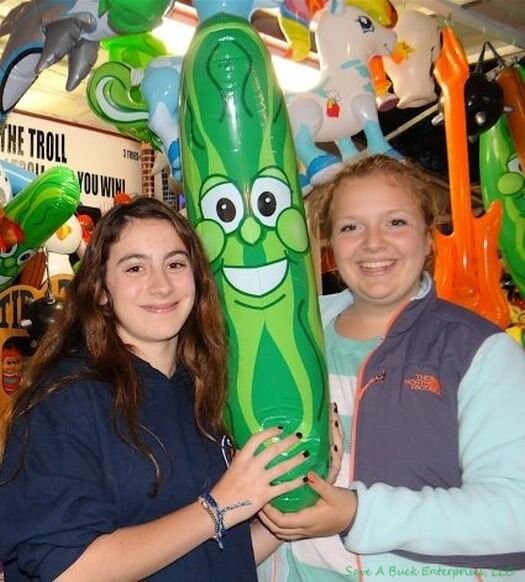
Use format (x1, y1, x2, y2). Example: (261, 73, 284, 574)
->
(295, 432, 303, 439)
(277, 425, 284, 430)
(302, 476, 309, 483)
(333, 402, 338, 413)
(334, 420, 339, 428)
(333, 444, 339, 453)
(302, 450, 310, 458)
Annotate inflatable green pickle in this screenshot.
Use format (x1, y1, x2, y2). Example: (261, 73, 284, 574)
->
(480, 116, 525, 297)
(180, 14, 329, 511)
(1, 166, 80, 291)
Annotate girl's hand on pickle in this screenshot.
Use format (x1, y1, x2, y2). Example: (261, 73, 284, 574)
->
(211, 428, 306, 528)
(258, 472, 357, 541)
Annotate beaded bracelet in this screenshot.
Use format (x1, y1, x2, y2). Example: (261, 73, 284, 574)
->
(198, 492, 251, 550)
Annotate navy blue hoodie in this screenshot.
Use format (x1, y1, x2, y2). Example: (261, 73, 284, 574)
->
(0, 355, 256, 581)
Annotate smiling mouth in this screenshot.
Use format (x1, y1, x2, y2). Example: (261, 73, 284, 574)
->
(359, 260, 396, 272)
(142, 303, 178, 313)
(223, 259, 288, 296)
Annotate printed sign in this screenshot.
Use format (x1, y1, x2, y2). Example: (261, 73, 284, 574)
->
(0, 110, 142, 210)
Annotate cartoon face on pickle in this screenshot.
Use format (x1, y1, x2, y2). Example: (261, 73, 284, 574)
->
(0, 244, 37, 288)
(498, 154, 525, 214)
(498, 153, 525, 283)
(194, 166, 310, 307)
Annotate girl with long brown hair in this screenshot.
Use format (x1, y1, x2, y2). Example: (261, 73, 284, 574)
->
(0, 197, 304, 581)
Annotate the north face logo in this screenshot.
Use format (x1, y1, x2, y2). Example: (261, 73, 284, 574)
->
(404, 374, 442, 395)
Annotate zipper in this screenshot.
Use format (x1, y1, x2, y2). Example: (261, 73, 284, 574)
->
(348, 301, 409, 482)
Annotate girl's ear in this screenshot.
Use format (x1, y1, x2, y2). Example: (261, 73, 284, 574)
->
(424, 230, 433, 257)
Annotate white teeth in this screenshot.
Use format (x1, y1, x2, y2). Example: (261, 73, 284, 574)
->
(223, 259, 287, 296)
(360, 260, 395, 269)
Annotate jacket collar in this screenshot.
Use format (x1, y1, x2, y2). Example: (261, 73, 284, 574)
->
(320, 272, 435, 333)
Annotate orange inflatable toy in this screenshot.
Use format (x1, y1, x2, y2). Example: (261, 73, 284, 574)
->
(432, 27, 509, 328)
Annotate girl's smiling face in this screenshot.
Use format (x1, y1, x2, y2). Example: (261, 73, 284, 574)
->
(330, 174, 431, 314)
(104, 218, 196, 361)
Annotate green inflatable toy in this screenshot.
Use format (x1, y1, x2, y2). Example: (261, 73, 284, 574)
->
(480, 116, 525, 297)
(98, 0, 175, 35)
(101, 32, 168, 69)
(1, 167, 81, 291)
(87, 33, 169, 149)
(180, 14, 329, 512)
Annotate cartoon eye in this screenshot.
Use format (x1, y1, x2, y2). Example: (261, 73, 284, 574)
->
(17, 249, 36, 266)
(200, 182, 244, 234)
(0, 244, 18, 258)
(507, 155, 523, 175)
(357, 15, 374, 33)
(250, 177, 292, 227)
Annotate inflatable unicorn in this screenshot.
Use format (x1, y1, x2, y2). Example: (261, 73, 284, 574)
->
(285, 0, 400, 187)
(383, 10, 441, 109)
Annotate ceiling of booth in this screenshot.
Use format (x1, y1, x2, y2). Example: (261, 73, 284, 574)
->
(0, 0, 523, 134)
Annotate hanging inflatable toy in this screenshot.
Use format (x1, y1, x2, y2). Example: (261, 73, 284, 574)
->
(278, 0, 323, 62)
(87, 54, 183, 177)
(432, 27, 509, 328)
(279, 0, 396, 61)
(279, 0, 399, 112)
(463, 42, 504, 139)
(86, 33, 169, 149)
(102, 32, 168, 68)
(480, 116, 525, 297)
(44, 215, 83, 280)
(0, 0, 175, 122)
(284, 0, 400, 187)
(0, 166, 80, 291)
(178, 9, 329, 512)
(464, 73, 503, 138)
(382, 10, 441, 109)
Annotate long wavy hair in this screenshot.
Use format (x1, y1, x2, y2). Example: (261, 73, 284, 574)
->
(1, 197, 228, 488)
(307, 154, 441, 271)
